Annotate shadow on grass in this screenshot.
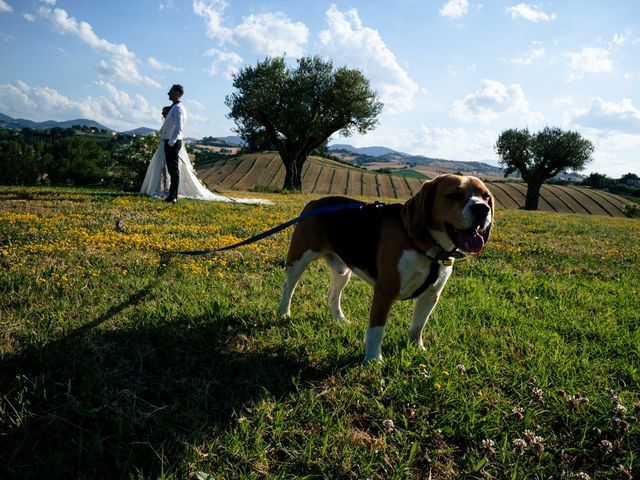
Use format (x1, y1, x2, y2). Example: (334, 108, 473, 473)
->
(0, 260, 349, 479)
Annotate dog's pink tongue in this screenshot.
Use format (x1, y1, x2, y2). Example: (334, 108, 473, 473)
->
(457, 229, 485, 253)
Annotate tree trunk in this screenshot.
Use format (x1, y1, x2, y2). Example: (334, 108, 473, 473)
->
(524, 181, 543, 210)
(282, 151, 306, 192)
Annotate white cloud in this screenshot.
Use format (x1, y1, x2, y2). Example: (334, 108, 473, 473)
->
(40, 7, 130, 57)
(186, 99, 206, 110)
(192, 0, 233, 43)
(507, 3, 556, 22)
(589, 155, 639, 178)
(452, 79, 542, 124)
(0, 0, 12, 13)
(148, 57, 185, 72)
(415, 126, 498, 161)
(340, 124, 498, 163)
(582, 132, 640, 178)
(94, 80, 157, 124)
(38, 6, 160, 88)
(234, 12, 308, 57)
(566, 47, 613, 81)
(563, 98, 640, 176)
(203, 48, 243, 80)
(553, 96, 574, 107)
(504, 45, 545, 65)
(568, 97, 640, 134)
(439, 0, 469, 18)
(612, 32, 630, 47)
(0, 80, 159, 131)
(0, 80, 79, 119)
(193, 1, 308, 59)
(0, 81, 38, 112)
(319, 5, 418, 114)
(0, 32, 14, 43)
(23, 12, 36, 21)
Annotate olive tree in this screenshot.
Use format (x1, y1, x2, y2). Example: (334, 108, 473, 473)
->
(225, 56, 383, 192)
(495, 127, 594, 210)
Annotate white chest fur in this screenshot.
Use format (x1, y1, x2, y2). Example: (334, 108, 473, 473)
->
(397, 250, 453, 300)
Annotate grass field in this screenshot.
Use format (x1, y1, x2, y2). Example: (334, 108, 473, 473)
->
(1, 186, 639, 479)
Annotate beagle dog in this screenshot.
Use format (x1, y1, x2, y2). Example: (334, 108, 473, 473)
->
(278, 174, 494, 362)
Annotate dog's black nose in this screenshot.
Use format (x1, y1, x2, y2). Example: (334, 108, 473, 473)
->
(470, 203, 490, 219)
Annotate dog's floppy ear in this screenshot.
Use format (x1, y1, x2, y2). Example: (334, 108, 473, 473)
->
(401, 177, 439, 244)
(482, 191, 495, 245)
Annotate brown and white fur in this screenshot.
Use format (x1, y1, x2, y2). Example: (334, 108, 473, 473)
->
(278, 174, 494, 362)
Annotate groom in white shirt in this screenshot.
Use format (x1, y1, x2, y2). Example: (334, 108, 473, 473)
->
(164, 84, 187, 203)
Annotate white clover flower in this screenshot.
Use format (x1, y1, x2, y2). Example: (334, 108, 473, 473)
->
(617, 464, 633, 479)
(615, 403, 627, 415)
(599, 439, 613, 455)
(567, 394, 590, 409)
(482, 438, 496, 454)
(522, 429, 544, 452)
(511, 407, 524, 420)
(382, 419, 395, 432)
(532, 387, 544, 403)
(532, 438, 545, 452)
(512, 438, 527, 454)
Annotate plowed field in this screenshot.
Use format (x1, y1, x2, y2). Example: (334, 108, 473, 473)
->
(197, 153, 629, 216)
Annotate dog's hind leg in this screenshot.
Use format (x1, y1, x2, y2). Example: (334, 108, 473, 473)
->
(278, 249, 318, 317)
(324, 253, 351, 323)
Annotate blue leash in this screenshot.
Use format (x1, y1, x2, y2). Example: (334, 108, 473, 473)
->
(164, 201, 380, 256)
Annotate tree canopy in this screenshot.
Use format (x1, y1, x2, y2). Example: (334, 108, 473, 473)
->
(495, 127, 594, 210)
(0, 127, 155, 189)
(225, 56, 383, 191)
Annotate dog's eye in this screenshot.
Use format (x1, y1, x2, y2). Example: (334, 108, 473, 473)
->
(481, 193, 491, 201)
(446, 192, 464, 201)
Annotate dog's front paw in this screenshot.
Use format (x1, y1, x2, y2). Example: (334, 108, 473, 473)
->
(364, 353, 383, 363)
(364, 325, 385, 363)
(410, 337, 426, 350)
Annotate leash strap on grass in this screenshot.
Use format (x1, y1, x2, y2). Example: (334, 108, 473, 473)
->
(168, 202, 377, 256)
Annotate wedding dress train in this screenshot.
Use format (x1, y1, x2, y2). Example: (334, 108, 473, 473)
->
(140, 127, 271, 205)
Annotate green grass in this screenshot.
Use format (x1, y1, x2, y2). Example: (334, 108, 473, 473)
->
(392, 169, 429, 180)
(621, 194, 640, 205)
(1, 186, 639, 479)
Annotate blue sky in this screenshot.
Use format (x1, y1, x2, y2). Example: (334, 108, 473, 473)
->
(1, 0, 639, 177)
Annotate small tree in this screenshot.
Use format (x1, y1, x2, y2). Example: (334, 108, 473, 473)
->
(619, 172, 640, 185)
(48, 136, 109, 185)
(582, 172, 612, 189)
(113, 133, 159, 191)
(495, 127, 594, 210)
(226, 56, 383, 192)
(0, 140, 41, 185)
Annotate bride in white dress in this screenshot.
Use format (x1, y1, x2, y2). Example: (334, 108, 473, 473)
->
(140, 108, 271, 205)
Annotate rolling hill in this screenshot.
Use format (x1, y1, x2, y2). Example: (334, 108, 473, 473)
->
(196, 152, 630, 217)
(329, 144, 405, 157)
(0, 112, 112, 131)
(120, 127, 157, 136)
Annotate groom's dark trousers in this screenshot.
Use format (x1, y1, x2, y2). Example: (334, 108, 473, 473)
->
(164, 139, 182, 200)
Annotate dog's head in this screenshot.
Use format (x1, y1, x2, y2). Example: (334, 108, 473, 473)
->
(402, 174, 494, 254)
